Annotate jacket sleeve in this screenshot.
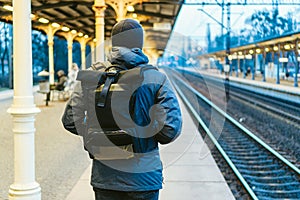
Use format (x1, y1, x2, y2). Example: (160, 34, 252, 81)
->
(154, 75, 182, 144)
(61, 81, 86, 135)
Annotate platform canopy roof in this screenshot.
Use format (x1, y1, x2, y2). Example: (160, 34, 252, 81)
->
(0, 0, 183, 52)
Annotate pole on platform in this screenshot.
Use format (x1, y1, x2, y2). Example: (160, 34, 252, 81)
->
(93, 0, 106, 62)
(67, 39, 73, 73)
(276, 44, 281, 84)
(252, 53, 256, 80)
(48, 33, 55, 85)
(225, 3, 231, 76)
(294, 40, 299, 87)
(243, 50, 246, 78)
(79, 38, 88, 70)
(89, 41, 96, 64)
(236, 57, 239, 77)
(7, 0, 41, 199)
(262, 49, 266, 82)
(46, 25, 60, 85)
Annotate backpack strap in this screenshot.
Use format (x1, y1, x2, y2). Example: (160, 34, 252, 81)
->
(96, 65, 127, 108)
(97, 71, 117, 107)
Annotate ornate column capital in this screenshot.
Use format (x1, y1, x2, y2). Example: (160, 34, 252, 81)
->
(93, 4, 107, 17)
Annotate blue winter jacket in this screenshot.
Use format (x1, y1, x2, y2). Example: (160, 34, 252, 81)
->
(62, 47, 182, 191)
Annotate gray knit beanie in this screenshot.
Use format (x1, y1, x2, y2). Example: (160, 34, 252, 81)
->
(111, 19, 144, 49)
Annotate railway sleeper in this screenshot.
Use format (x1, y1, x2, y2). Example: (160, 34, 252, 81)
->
(253, 187, 300, 199)
(230, 158, 274, 165)
(243, 174, 299, 183)
(239, 169, 288, 177)
(249, 181, 300, 191)
(235, 163, 282, 171)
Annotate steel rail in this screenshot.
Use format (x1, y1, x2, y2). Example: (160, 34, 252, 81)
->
(170, 74, 259, 200)
(173, 72, 300, 175)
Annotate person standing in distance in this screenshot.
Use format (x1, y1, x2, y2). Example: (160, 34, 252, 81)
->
(62, 18, 182, 200)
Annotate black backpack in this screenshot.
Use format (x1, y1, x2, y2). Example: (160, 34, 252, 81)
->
(76, 62, 158, 159)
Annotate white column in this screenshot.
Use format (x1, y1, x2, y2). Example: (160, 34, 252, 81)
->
(117, 0, 125, 22)
(89, 41, 95, 64)
(60, 32, 77, 74)
(8, 0, 41, 199)
(67, 38, 73, 73)
(79, 40, 87, 70)
(46, 25, 60, 85)
(93, 0, 106, 62)
(48, 32, 55, 84)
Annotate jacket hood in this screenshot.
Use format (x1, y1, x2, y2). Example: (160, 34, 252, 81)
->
(107, 47, 149, 69)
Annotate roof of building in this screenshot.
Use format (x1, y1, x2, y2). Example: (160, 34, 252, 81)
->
(0, 0, 183, 52)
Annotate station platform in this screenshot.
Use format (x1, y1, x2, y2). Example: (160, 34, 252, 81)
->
(65, 96, 235, 200)
(180, 67, 300, 104)
(197, 68, 300, 95)
(0, 86, 234, 200)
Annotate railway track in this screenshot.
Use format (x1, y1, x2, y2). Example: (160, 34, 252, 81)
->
(177, 69, 300, 125)
(168, 70, 300, 199)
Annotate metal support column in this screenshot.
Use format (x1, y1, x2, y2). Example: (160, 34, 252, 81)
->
(236, 57, 239, 77)
(46, 25, 59, 84)
(8, 0, 41, 199)
(243, 50, 246, 78)
(60, 32, 77, 73)
(93, 0, 106, 62)
(252, 53, 256, 80)
(67, 38, 73, 73)
(225, 3, 231, 76)
(276, 44, 281, 84)
(78, 38, 89, 70)
(262, 50, 266, 82)
(89, 41, 96, 64)
(294, 40, 299, 87)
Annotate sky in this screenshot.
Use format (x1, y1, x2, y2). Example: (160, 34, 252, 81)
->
(169, 3, 300, 49)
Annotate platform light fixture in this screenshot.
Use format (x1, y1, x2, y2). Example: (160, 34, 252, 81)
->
(279, 57, 288, 62)
(249, 49, 254, 54)
(284, 44, 290, 50)
(78, 32, 84, 37)
(62, 26, 70, 31)
(232, 54, 238, 59)
(84, 34, 89, 39)
(238, 51, 243, 55)
(51, 22, 60, 28)
(265, 47, 269, 52)
(93, 38, 97, 42)
(3, 5, 13, 11)
(38, 17, 49, 24)
(30, 14, 36, 19)
(132, 13, 138, 18)
(256, 49, 261, 54)
(127, 5, 135, 12)
(273, 46, 279, 51)
(71, 30, 77, 34)
(245, 54, 252, 59)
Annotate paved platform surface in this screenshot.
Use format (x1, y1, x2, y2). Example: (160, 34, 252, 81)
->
(0, 90, 90, 200)
(0, 86, 234, 200)
(65, 97, 235, 200)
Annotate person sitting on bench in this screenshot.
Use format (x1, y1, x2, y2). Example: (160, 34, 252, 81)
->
(54, 70, 67, 91)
